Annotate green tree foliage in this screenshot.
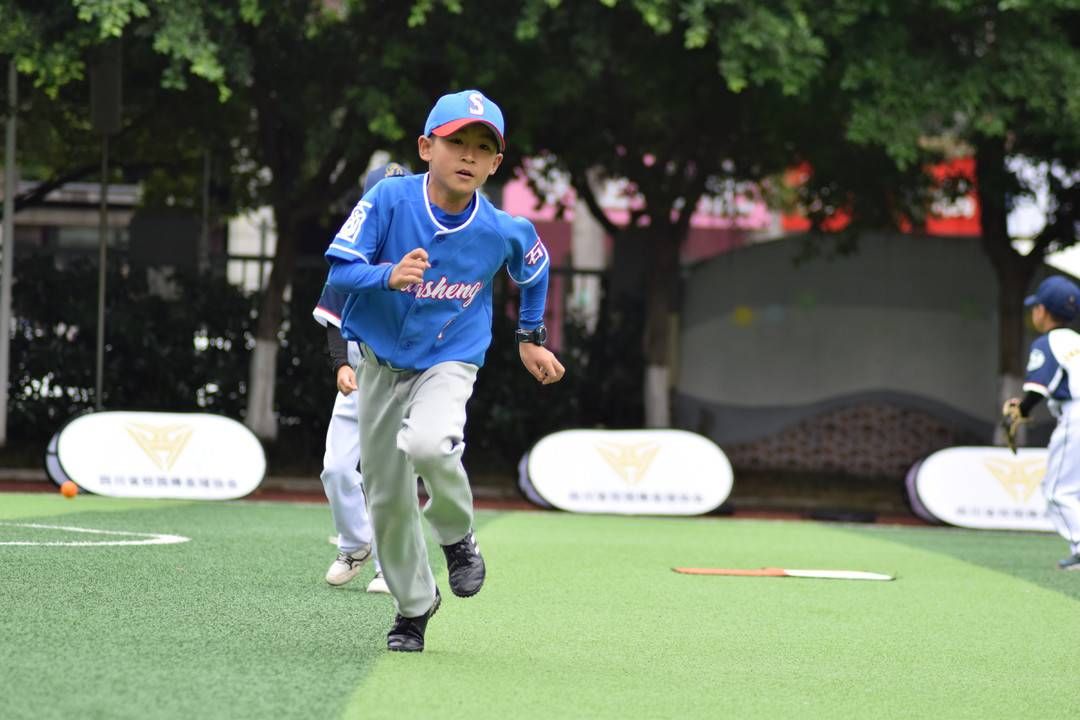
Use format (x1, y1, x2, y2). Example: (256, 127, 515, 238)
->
(468, 274, 646, 469)
(9, 254, 254, 436)
(7, 251, 641, 475)
(797, 0, 1080, 379)
(0, 1, 255, 222)
(9, 0, 1077, 447)
(501, 0, 833, 424)
(8, 250, 359, 472)
(2, 0, 471, 438)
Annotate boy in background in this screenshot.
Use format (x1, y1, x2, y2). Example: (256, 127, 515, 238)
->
(314, 162, 412, 594)
(1002, 275, 1080, 570)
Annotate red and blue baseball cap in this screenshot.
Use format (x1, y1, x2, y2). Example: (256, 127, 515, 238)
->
(363, 161, 411, 195)
(424, 90, 505, 152)
(1025, 275, 1080, 321)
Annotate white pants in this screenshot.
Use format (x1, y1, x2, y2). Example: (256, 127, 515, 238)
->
(321, 383, 381, 573)
(1044, 404, 1080, 555)
(357, 345, 478, 618)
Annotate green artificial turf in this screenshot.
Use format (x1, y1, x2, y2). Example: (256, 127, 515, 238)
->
(344, 513, 1080, 720)
(0, 494, 395, 720)
(1, 493, 1078, 720)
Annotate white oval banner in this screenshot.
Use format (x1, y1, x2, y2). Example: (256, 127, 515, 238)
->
(55, 411, 266, 500)
(912, 446, 1054, 531)
(527, 429, 733, 515)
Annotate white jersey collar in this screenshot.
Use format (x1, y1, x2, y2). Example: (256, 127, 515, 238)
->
(423, 172, 480, 235)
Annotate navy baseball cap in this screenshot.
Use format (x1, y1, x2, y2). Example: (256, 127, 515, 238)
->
(1025, 275, 1080, 321)
(363, 162, 411, 195)
(424, 90, 505, 152)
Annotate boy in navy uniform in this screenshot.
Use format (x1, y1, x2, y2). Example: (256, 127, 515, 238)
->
(1002, 275, 1080, 570)
(325, 90, 565, 651)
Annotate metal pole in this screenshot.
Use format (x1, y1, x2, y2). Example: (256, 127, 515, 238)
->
(200, 150, 210, 273)
(95, 134, 108, 411)
(0, 60, 17, 446)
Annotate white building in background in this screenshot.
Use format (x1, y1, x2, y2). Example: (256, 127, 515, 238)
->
(1, 180, 137, 261)
(225, 206, 275, 293)
(221, 152, 395, 295)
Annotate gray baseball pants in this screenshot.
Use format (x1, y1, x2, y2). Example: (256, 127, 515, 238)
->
(355, 344, 478, 617)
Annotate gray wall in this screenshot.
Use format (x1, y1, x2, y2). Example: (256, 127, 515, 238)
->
(675, 233, 1002, 448)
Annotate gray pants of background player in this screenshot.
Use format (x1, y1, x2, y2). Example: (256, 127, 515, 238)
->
(356, 344, 478, 618)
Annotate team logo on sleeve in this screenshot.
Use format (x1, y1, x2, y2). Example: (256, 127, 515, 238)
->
(1027, 349, 1046, 372)
(336, 200, 372, 243)
(525, 240, 546, 265)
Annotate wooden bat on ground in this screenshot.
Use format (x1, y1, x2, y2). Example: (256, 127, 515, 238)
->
(673, 567, 895, 581)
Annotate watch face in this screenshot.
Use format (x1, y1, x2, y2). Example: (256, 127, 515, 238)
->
(517, 326, 547, 345)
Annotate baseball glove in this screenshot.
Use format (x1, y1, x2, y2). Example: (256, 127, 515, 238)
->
(1001, 399, 1028, 455)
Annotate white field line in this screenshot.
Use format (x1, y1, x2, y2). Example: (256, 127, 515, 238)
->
(0, 522, 191, 547)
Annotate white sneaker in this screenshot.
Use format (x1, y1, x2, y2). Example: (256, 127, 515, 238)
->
(325, 545, 372, 586)
(366, 571, 390, 594)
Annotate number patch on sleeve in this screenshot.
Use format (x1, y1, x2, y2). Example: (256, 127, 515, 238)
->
(336, 200, 373, 243)
(525, 239, 546, 265)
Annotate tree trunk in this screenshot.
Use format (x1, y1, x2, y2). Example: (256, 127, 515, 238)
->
(642, 227, 681, 428)
(245, 209, 297, 440)
(246, 337, 279, 439)
(975, 137, 1039, 444)
(574, 167, 700, 429)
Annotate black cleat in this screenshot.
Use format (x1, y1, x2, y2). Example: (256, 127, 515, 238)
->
(387, 588, 441, 652)
(1057, 553, 1080, 571)
(441, 531, 485, 597)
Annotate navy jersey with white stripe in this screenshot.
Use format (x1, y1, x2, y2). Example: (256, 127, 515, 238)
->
(324, 173, 550, 370)
(1023, 327, 1080, 404)
(312, 284, 348, 329)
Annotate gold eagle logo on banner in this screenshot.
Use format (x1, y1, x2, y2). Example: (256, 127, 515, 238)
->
(125, 423, 194, 471)
(983, 456, 1046, 503)
(596, 442, 660, 486)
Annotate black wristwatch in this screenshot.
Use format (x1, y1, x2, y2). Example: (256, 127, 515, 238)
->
(515, 324, 547, 346)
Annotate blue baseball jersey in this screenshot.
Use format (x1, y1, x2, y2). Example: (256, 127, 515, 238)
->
(324, 173, 550, 370)
(1023, 328, 1080, 408)
(312, 284, 348, 329)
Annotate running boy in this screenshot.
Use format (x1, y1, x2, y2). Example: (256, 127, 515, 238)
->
(1002, 274, 1080, 570)
(324, 90, 565, 651)
(313, 162, 412, 594)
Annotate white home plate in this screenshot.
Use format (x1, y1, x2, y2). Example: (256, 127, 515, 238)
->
(0, 522, 191, 547)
